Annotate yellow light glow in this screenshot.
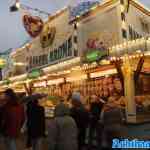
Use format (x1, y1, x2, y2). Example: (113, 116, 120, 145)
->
(33, 81, 47, 87)
(120, 5, 125, 12)
(90, 69, 117, 78)
(9, 74, 27, 82)
(91, 6, 97, 10)
(13, 62, 27, 66)
(16, 2, 20, 9)
(47, 78, 64, 85)
(43, 57, 80, 73)
(66, 74, 87, 82)
(122, 21, 126, 29)
(133, 55, 136, 58)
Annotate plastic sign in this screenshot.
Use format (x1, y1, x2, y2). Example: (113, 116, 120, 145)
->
(23, 14, 44, 38)
(84, 50, 107, 63)
(28, 69, 41, 79)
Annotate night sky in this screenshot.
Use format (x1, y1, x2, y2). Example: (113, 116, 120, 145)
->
(0, 0, 149, 52)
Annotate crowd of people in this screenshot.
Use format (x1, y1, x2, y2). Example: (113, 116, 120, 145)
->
(0, 88, 127, 150)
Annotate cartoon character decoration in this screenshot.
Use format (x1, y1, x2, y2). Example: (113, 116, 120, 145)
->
(40, 23, 56, 48)
(23, 14, 44, 38)
(86, 31, 117, 52)
(86, 38, 106, 51)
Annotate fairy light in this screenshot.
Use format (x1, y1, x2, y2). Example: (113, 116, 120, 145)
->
(129, 55, 132, 59)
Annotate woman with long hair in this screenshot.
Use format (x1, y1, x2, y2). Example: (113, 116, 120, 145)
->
(3, 88, 25, 150)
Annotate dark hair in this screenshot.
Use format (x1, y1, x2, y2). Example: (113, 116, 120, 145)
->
(4, 88, 18, 105)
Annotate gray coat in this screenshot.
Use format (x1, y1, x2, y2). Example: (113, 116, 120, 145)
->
(101, 107, 127, 148)
(48, 103, 78, 150)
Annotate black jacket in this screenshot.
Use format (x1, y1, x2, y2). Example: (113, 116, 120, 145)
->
(0, 107, 4, 134)
(70, 106, 89, 148)
(90, 102, 103, 122)
(27, 103, 45, 138)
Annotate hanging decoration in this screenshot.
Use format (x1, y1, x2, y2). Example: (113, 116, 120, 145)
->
(40, 23, 56, 48)
(23, 14, 44, 38)
(10, 0, 50, 38)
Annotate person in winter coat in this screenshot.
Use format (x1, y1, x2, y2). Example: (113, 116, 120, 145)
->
(100, 101, 127, 149)
(0, 93, 6, 135)
(2, 88, 25, 150)
(48, 102, 78, 150)
(70, 92, 89, 150)
(26, 99, 45, 150)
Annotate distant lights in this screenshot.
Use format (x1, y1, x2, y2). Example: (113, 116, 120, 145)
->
(110, 52, 145, 61)
(91, 5, 97, 10)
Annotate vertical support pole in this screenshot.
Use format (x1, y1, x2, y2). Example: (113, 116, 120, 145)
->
(0, 68, 2, 81)
(73, 22, 78, 56)
(122, 55, 136, 123)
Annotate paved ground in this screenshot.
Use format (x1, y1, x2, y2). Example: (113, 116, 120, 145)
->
(0, 135, 48, 150)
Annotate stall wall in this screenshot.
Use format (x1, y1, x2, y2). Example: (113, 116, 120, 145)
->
(77, 3, 121, 55)
(126, 1, 150, 39)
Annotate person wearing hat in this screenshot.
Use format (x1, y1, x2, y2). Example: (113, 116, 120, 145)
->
(70, 92, 89, 150)
(100, 101, 127, 149)
(48, 103, 78, 150)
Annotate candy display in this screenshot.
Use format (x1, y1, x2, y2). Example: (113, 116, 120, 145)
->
(39, 76, 123, 99)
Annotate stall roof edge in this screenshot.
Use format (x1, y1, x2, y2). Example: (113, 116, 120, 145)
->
(69, 0, 150, 24)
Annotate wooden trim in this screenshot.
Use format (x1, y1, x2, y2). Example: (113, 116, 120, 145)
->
(69, 0, 150, 24)
(47, 8, 68, 23)
(130, 0, 150, 16)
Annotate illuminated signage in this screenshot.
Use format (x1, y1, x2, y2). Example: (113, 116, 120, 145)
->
(28, 69, 41, 79)
(83, 50, 107, 63)
(48, 36, 73, 63)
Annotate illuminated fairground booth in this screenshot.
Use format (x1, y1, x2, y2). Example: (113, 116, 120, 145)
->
(0, 0, 150, 124)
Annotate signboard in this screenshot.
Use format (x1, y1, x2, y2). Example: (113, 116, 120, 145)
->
(83, 50, 107, 63)
(48, 36, 73, 63)
(82, 35, 108, 63)
(23, 14, 44, 38)
(28, 69, 41, 79)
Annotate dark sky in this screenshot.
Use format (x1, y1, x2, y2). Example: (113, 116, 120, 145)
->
(0, 0, 149, 52)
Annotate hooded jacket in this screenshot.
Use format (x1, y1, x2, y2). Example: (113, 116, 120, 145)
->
(48, 103, 78, 150)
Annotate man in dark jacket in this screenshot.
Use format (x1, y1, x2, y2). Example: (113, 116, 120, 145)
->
(27, 99, 45, 150)
(88, 95, 104, 149)
(70, 92, 89, 150)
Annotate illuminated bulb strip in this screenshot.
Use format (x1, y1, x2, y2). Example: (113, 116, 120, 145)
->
(9, 74, 27, 82)
(47, 78, 64, 85)
(90, 69, 117, 78)
(109, 37, 150, 56)
(33, 81, 47, 88)
(91, 5, 97, 10)
(144, 51, 150, 56)
(66, 74, 87, 82)
(43, 57, 80, 73)
(110, 53, 145, 61)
